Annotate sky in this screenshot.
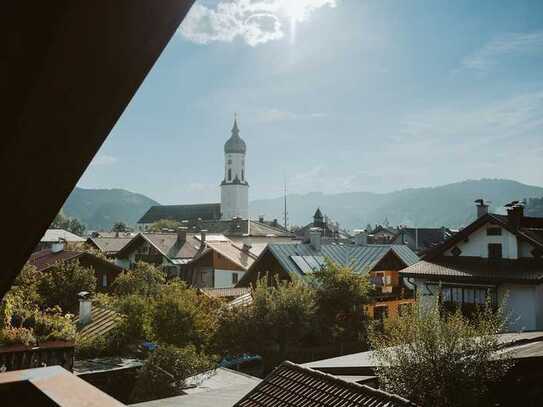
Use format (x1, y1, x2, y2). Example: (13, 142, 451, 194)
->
(79, 0, 543, 204)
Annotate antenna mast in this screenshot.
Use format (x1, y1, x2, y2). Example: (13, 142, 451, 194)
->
(283, 177, 288, 231)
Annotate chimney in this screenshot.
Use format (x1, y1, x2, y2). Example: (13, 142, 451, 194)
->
(309, 227, 322, 251)
(78, 291, 92, 326)
(200, 230, 207, 248)
(232, 217, 242, 234)
(177, 227, 187, 243)
(507, 205, 524, 230)
(51, 238, 65, 253)
(475, 199, 489, 218)
(242, 243, 252, 253)
(353, 229, 368, 245)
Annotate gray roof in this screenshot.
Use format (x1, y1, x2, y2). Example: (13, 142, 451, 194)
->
(41, 228, 85, 242)
(87, 236, 133, 254)
(264, 243, 419, 279)
(400, 259, 543, 283)
(138, 203, 221, 224)
(132, 368, 261, 407)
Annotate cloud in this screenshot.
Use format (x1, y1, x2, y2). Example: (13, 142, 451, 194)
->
(459, 31, 543, 72)
(89, 154, 117, 167)
(179, 0, 336, 46)
(253, 108, 328, 123)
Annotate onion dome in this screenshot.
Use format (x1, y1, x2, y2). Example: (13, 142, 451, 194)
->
(224, 115, 246, 154)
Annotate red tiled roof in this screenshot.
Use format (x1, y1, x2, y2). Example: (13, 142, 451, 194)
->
(29, 249, 83, 272)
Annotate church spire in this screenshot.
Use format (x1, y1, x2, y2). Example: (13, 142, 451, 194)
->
(232, 113, 239, 136)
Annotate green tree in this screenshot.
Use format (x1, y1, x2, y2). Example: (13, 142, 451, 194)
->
(112, 222, 130, 232)
(130, 344, 216, 403)
(112, 262, 165, 297)
(152, 282, 219, 350)
(38, 260, 96, 312)
(312, 260, 372, 344)
(368, 298, 513, 407)
(216, 279, 317, 363)
(50, 211, 86, 235)
(148, 219, 182, 232)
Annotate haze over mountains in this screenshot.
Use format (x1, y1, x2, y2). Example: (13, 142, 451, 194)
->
(67, 179, 543, 231)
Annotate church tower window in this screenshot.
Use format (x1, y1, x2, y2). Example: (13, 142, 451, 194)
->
(228, 168, 232, 181)
(242, 169, 244, 181)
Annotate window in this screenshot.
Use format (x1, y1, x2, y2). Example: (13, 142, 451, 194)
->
(487, 227, 502, 236)
(228, 168, 232, 181)
(232, 273, 239, 285)
(241, 169, 244, 181)
(451, 246, 462, 256)
(441, 286, 490, 306)
(102, 273, 108, 288)
(374, 305, 388, 321)
(488, 243, 502, 259)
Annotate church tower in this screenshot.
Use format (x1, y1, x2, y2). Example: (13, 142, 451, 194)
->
(221, 115, 249, 220)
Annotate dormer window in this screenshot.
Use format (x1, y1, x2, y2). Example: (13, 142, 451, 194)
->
(487, 227, 502, 236)
(488, 243, 502, 259)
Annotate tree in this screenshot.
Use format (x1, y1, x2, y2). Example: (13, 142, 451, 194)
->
(312, 260, 372, 344)
(151, 282, 219, 351)
(112, 222, 130, 232)
(368, 298, 513, 407)
(112, 262, 165, 297)
(50, 211, 86, 235)
(130, 344, 216, 403)
(215, 279, 317, 364)
(38, 260, 97, 312)
(148, 219, 182, 232)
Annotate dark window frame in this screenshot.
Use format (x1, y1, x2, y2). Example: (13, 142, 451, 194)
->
(488, 243, 503, 259)
(487, 227, 502, 236)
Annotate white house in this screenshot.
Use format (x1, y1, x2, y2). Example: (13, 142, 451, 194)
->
(400, 201, 543, 332)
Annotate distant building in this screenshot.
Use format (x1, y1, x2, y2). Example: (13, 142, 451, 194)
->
(136, 116, 252, 231)
(392, 227, 454, 254)
(35, 228, 85, 251)
(401, 201, 543, 332)
(86, 234, 134, 257)
(295, 208, 350, 241)
(29, 243, 124, 291)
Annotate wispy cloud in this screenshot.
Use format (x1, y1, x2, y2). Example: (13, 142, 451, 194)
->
(253, 108, 328, 123)
(459, 31, 543, 72)
(179, 0, 336, 46)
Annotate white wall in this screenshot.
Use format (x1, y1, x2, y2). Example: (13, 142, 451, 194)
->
(224, 152, 246, 183)
(498, 284, 538, 331)
(444, 224, 518, 259)
(214, 269, 244, 288)
(221, 183, 249, 220)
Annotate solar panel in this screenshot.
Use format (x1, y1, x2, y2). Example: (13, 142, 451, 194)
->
(290, 256, 325, 274)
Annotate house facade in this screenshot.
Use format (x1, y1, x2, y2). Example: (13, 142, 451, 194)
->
(239, 230, 419, 319)
(400, 202, 543, 332)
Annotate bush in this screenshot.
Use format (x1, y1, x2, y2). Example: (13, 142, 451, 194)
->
(369, 298, 513, 407)
(130, 344, 216, 403)
(112, 262, 165, 297)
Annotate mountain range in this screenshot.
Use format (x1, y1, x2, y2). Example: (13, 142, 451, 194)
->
(65, 179, 543, 231)
(250, 179, 543, 230)
(62, 187, 158, 230)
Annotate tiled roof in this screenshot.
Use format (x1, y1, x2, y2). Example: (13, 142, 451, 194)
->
(262, 243, 419, 279)
(29, 249, 84, 272)
(41, 228, 85, 243)
(206, 241, 258, 270)
(138, 203, 221, 224)
(116, 232, 203, 261)
(234, 361, 416, 407)
(393, 228, 451, 250)
(74, 306, 123, 342)
(199, 287, 251, 298)
(400, 259, 543, 283)
(87, 236, 133, 255)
